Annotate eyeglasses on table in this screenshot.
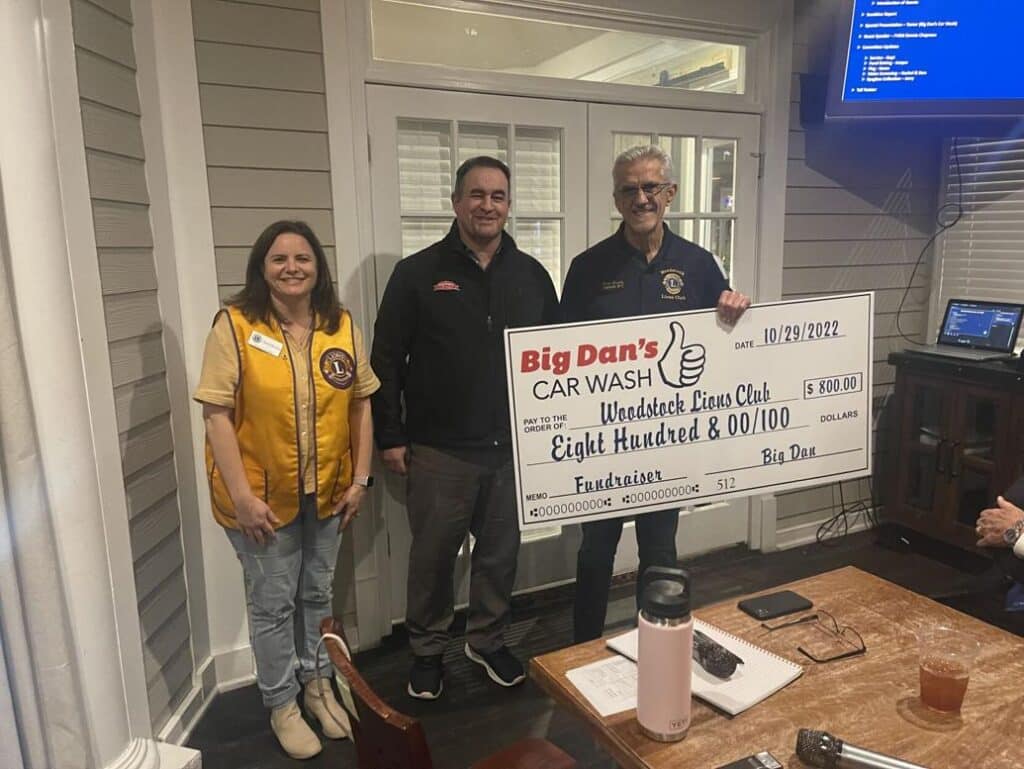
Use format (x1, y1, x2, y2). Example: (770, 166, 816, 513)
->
(760, 608, 866, 664)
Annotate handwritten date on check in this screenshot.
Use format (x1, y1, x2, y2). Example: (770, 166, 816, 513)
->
(504, 293, 873, 530)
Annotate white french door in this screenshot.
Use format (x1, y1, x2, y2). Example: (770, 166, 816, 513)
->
(366, 86, 588, 625)
(587, 103, 761, 567)
(366, 86, 762, 628)
(585, 103, 761, 565)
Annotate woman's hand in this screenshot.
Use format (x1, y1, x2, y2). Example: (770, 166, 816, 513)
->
(335, 484, 366, 531)
(975, 496, 1024, 547)
(235, 494, 280, 545)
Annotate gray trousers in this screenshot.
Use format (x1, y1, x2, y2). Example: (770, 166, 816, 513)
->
(405, 443, 519, 656)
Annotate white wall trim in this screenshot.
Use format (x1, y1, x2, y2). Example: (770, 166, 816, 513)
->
(151, 645, 256, 747)
(143, 0, 250, 672)
(132, 0, 212, 672)
(324, 0, 396, 646)
(775, 509, 876, 550)
(753, 1, 792, 305)
(41, 0, 154, 737)
(106, 738, 200, 769)
(750, 494, 779, 552)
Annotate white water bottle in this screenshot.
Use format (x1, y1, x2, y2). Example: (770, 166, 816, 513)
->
(636, 566, 692, 742)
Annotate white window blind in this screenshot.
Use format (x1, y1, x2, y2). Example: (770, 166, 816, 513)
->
(936, 137, 1024, 312)
(396, 118, 566, 288)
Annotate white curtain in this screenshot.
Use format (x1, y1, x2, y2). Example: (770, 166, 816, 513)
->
(0, 186, 89, 768)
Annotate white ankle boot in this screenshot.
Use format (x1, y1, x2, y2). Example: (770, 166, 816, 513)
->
(303, 678, 352, 740)
(270, 700, 322, 759)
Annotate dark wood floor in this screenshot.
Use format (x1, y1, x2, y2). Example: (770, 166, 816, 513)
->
(186, 525, 1024, 769)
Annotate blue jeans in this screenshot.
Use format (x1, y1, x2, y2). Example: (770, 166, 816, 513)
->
(226, 493, 342, 709)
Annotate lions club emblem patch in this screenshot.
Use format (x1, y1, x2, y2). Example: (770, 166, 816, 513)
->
(320, 348, 355, 390)
(661, 270, 685, 296)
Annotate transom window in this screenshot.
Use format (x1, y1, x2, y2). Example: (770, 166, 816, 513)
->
(372, 0, 746, 96)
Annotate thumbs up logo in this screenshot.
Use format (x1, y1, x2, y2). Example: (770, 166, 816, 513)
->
(658, 321, 706, 388)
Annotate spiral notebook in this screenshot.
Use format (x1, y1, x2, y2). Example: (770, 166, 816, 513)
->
(606, 619, 803, 716)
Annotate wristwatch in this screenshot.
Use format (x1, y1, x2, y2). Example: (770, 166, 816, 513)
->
(1002, 519, 1024, 546)
(353, 475, 374, 488)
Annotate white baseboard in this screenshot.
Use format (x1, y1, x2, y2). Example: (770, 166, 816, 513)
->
(213, 643, 257, 692)
(775, 509, 876, 550)
(155, 645, 256, 749)
(105, 738, 200, 769)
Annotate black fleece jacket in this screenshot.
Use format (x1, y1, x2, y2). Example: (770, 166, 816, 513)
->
(371, 222, 559, 451)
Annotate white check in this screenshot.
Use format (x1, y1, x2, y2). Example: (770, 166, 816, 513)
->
(504, 293, 874, 530)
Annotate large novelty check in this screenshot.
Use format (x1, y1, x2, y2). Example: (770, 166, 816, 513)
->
(505, 293, 873, 530)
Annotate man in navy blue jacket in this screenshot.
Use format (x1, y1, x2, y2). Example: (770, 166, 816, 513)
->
(561, 145, 750, 642)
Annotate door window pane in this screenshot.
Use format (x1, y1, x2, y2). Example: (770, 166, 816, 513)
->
(699, 219, 733, 279)
(515, 127, 561, 214)
(372, 1, 746, 95)
(658, 135, 696, 214)
(614, 132, 653, 157)
(397, 119, 452, 212)
(515, 219, 562, 288)
(395, 117, 566, 286)
(401, 218, 451, 257)
(665, 219, 695, 241)
(457, 122, 509, 164)
(702, 139, 736, 213)
(609, 132, 696, 214)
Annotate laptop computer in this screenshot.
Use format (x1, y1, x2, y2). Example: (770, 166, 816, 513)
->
(912, 299, 1024, 362)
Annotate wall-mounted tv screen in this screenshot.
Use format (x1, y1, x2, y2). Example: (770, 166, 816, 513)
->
(826, 0, 1024, 120)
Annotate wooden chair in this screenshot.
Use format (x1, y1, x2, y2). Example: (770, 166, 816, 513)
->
(319, 618, 578, 769)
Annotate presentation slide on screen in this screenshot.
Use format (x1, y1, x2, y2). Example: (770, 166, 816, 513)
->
(843, 0, 1023, 101)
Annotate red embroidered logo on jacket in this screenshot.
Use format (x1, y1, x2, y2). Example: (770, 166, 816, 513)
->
(432, 280, 461, 292)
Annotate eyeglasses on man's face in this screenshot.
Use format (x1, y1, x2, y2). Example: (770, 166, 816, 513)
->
(614, 181, 675, 201)
(761, 609, 866, 664)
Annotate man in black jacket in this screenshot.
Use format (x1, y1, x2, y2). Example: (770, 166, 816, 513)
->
(371, 156, 558, 700)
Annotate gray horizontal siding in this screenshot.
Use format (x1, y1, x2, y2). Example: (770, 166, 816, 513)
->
(81, 100, 146, 159)
(776, 0, 941, 533)
(72, 1, 195, 732)
(193, 0, 335, 316)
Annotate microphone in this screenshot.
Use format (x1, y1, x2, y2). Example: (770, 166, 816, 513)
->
(795, 729, 928, 769)
(692, 628, 743, 678)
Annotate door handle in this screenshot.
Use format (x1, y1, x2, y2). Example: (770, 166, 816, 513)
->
(934, 438, 947, 475)
(950, 441, 962, 478)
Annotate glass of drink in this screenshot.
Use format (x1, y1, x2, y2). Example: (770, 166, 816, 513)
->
(917, 624, 980, 713)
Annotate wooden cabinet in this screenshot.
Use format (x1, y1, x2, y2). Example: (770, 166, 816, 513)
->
(887, 352, 1024, 549)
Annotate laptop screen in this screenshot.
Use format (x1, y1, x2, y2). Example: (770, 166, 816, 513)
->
(938, 300, 1024, 352)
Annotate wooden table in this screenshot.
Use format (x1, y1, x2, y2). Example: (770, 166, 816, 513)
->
(531, 567, 1024, 768)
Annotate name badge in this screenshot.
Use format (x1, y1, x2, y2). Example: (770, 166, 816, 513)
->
(247, 330, 284, 357)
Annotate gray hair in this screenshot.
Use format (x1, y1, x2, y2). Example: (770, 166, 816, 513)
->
(612, 144, 674, 187)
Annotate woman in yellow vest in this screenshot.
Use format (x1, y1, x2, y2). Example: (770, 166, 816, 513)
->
(194, 220, 379, 759)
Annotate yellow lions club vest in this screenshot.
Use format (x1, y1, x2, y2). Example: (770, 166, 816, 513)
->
(206, 306, 356, 528)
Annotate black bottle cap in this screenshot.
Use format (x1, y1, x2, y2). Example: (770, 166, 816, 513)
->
(640, 567, 691, 619)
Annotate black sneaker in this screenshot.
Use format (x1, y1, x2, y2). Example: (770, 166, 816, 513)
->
(407, 655, 443, 700)
(464, 644, 526, 687)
